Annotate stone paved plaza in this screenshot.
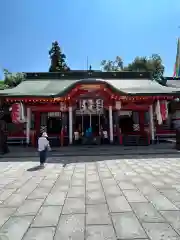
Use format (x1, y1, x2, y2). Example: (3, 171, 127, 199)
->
(1, 156, 180, 239)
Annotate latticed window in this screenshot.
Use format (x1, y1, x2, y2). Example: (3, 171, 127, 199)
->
(133, 124, 140, 131)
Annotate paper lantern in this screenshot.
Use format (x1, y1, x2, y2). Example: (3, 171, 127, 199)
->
(115, 101, 122, 110)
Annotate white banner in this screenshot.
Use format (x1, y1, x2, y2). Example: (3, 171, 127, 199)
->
(155, 100, 162, 125)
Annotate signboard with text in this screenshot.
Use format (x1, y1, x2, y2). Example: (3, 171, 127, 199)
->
(76, 99, 104, 115)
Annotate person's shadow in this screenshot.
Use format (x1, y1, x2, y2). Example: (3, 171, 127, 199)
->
(27, 165, 45, 172)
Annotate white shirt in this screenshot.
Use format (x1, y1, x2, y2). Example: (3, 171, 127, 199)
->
(74, 131, 79, 140)
(38, 137, 50, 151)
(103, 131, 108, 139)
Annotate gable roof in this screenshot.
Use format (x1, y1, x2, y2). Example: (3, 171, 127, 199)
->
(0, 78, 180, 97)
(105, 79, 180, 95)
(0, 79, 77, 97)
(166, 80, 180, 88)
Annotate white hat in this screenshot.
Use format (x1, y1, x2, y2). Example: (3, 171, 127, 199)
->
(42, 132, 48, 137)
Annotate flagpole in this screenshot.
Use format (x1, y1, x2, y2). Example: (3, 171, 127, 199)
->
(87, 56, 89, 71)
(173, 29, 180, 78)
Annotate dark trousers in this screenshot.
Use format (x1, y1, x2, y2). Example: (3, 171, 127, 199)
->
(103, 138, 109, 144)
(39, 150, 47, 164)
(74, 139, 80, 145)
(114, 136, 119, 145)
(1, 141, 9, 154)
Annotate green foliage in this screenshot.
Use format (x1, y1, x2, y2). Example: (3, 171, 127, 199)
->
(49, 41, 70, 72)
(149, 54, 165, 83)
(125, 54, 164, 82)
(101, 54, 165, 83)
(3, 69, 25, 88)
(0, 81, 8, 90)
(101, 56, 123, 71)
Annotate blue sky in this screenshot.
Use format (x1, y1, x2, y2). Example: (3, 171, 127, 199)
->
(0, 0, 180, 79)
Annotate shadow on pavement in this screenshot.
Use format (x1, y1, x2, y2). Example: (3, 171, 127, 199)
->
(27, 165, 45, 172)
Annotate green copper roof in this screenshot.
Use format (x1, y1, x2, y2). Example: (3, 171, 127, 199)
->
(0, 79, 78, 97)
(105, 79, 180, 95)
(0, 78, 180, 97)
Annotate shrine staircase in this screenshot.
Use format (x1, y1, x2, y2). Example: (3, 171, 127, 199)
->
(123, 135, 149, 146)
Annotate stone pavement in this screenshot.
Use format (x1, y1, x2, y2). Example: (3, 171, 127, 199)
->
(0, 156, 180, 239)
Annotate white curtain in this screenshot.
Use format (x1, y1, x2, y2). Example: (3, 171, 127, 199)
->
(19, 102, 26, 122)
(155, 100, 162, 125)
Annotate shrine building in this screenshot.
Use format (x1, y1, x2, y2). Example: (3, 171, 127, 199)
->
(0, 71, 180, 147)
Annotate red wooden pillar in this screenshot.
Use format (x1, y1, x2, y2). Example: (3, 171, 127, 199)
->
(34, 111, 40, 147)
(119, 129, 123, 145)
(60, 128, 64, 146)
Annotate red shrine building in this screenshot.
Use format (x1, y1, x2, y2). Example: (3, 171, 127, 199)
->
(0, 71, 180, 147)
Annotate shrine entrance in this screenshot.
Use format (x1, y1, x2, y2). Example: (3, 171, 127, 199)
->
(74, 99, 110, 144)
(75, 112, 104, 134)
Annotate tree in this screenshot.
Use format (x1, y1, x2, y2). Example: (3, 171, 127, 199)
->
(123, 57, 148, 72)
(3, 69, 25, 88)
(49, 41, 70, 72)
(125, 54, 165, 82)
(148, 54, 165, 83)
(101, 54, 165, 83)
(101, 56, 123, 71)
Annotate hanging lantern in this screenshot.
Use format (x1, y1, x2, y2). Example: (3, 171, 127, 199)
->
(115, 101, 122, 110)
(60, 102, 66, 112)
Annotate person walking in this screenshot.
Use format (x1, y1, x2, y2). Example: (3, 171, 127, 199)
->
(38, 132, 50, 167)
